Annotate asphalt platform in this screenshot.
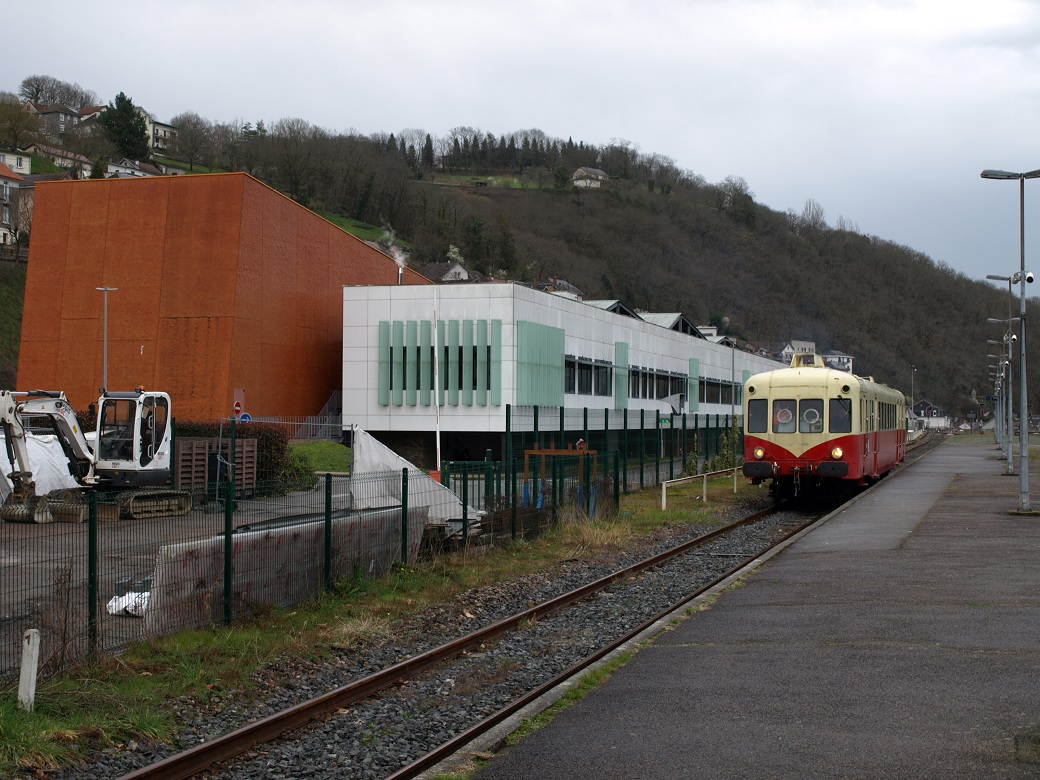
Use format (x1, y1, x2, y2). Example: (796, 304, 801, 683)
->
(473, 437, 1040, 779)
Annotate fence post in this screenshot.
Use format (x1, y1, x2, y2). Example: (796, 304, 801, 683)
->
(88, 491, 99, 660)
(401, 468, 409, 563)
(668, 416, 674, 481)
(613, 450, 620, 508)
(639, 409, 645, 490)
(229, 417, 237, 514)
(224, 458, 234, 625)
(171, 416, 178, 487)
(533, 405, 539, 448)
(462, 468, 469, 543)
(583, 408, 590, 510)
(484, 449, 493, 511)
(655, 410, 661, 486)
(324, 473, 334, 592)
(623, 408, 629, 495)
(682, 412, 688, 473)
(505, 405, 512, 506)
(559, 406, 565, 450)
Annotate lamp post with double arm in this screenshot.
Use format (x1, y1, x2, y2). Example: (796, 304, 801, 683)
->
(982, 167, 1040, 513)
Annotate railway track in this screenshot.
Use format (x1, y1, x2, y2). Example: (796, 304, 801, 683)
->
(109, 503, 826, 780)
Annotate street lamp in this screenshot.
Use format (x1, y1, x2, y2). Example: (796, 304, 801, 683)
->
(989, 338, 1011, 457)
(95, 286, 118, 392)
(982, 168, 1040, 513)
(909, 363, 916, 407)
(987, 348, 1013, 473)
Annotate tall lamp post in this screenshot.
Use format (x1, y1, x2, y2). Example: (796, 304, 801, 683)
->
(987, 271, 1018, 474)
(95, 286, 117, 392)
(988, 338, 1011, 459)
(909, 363, 916, 406)
(981, 167, 1040, 513)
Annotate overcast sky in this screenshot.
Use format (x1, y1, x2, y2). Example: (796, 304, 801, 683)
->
(10, 0, 1040, 284)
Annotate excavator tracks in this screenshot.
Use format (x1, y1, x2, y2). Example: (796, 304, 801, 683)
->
(2, 488, 192, 523)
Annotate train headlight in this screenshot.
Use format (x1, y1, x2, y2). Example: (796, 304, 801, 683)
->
(753, 447, 766, 460)
(830, 447, 843, 459)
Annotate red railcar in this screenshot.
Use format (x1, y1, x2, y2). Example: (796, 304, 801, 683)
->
(742, 354, 906, 501)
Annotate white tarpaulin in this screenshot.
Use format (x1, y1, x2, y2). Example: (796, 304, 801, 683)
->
(0, 431, 80, 501)
(350, 427, 480, 524)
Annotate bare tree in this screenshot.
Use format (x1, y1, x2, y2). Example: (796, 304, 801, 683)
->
(0, 92, 40, 149)
(800, 198, 827, 231)
(170, 111, 213, 170)
(18, 75, 97, 108)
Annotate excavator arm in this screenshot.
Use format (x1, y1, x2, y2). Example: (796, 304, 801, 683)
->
(0, 390, 97, 523)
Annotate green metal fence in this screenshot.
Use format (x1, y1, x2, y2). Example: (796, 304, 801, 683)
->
(1, 406, 737, 682)
(0, 468, 447, 683)
(504, 405, 742, 492)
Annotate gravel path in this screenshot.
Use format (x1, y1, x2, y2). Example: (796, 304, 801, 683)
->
(49, 496, 810, 780)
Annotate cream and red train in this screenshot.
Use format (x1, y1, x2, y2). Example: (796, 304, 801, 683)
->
(742, 353, 907, 501)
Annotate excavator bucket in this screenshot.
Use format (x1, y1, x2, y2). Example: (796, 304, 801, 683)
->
(0, 495, 54, 524)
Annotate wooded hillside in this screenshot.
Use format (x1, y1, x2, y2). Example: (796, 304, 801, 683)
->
(3, 78, 1029, 418)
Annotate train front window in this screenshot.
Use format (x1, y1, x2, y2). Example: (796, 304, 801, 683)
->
(748, 399, 768, 433)
(829, 398, 853, 433)
(799, 399, 824, 433)
(772, 399, 797, 433)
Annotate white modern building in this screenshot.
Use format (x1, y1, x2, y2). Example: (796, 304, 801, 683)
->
(342, 283, 785, 464)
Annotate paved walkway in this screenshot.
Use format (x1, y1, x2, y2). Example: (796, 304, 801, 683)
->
(475, 438, 1040, 779)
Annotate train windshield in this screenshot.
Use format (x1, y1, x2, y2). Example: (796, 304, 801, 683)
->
(799, 399, 824, 433)
(772, 400, 797, 433)
(829, 398, 853, 433)
(747, 399, 768, 433)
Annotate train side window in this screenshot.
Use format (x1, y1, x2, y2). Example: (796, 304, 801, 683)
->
(772, 399, 797, 433)
(747, 399, 768, 433)
(829, 398, 853, 433)
(799, 399, 824, 433)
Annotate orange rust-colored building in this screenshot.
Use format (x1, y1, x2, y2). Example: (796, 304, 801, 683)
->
(17, 173, 429, 420)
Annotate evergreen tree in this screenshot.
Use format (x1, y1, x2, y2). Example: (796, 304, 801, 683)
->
(97, 92, 150, 161)
(422, 134, 434, 169)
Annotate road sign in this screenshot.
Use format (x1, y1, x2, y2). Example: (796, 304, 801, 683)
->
(240, 413, 251, 422)
(234, 401, 241, 415)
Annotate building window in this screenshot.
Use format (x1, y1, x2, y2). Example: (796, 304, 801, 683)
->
(594, 364, 612, 396)
(565, 359, 576, 394)
(577, 362, 593, 395)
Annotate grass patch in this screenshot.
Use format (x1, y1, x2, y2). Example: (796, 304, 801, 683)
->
(0, 476, 763, 776)
(290, 440, 352, 473)
(319, 213, 387, 242)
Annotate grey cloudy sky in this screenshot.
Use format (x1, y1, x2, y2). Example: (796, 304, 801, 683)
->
(10, 0, 1040, 284)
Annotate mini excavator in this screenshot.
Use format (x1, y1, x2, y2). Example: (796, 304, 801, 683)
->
(0, 389, 191, 523)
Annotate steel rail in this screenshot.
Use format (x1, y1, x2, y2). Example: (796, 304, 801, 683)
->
(385, 508, 817, 779)
(118, 506, 779, 780)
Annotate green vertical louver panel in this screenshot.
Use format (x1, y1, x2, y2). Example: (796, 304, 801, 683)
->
(614, 342, 629, 411)
(689, 358, 700, 413)
(438, 320, 447, 406)
(420, 321, 432, 406)
(476, 320, 489, 406)
(491, 319, 502, 406)
(405, 320, 418, 406)
(462, 320, 474, 406)
(517, 321, 565, 407)
(378, 321, 390, 406)
(392, 321, 404, 406)
(448, 320, 460, 406)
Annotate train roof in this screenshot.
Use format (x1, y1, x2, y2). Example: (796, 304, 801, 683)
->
(745, 353, 903, 402)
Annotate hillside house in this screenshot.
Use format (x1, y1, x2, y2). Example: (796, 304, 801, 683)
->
(0, 162, 23, 245)
(572, 167, 609, 188)
(0, 151, 30, 176)
(780, 340, 816, 364)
